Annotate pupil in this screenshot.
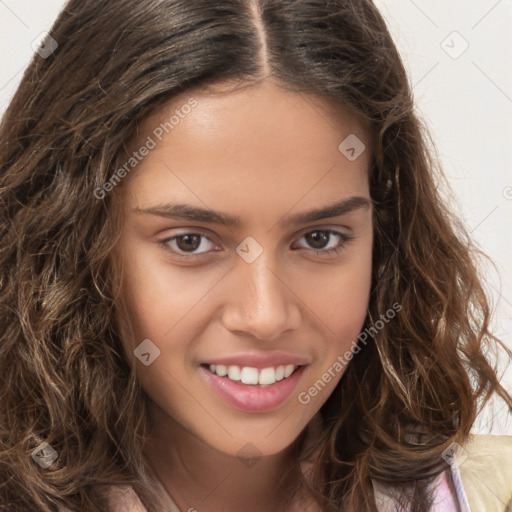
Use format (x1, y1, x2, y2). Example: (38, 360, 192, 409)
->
(306, 231, 328, 249)
(177, 234, 200, 251)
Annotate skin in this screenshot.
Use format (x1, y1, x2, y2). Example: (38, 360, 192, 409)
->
(112, 79, 373, 512)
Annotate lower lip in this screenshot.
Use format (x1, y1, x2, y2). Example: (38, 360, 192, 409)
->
(200, 365, 306, 413)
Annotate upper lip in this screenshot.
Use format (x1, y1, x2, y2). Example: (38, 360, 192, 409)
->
(202, 351, 310, 369)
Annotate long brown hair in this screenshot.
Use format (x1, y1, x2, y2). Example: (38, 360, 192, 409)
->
(1, 0, 510, 510)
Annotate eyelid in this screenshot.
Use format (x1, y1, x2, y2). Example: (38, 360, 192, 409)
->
(158, 225, 354, 258)
(158, 228, 220, 257)
(294, 224, 353, 239)
(291, 228, 354, 254)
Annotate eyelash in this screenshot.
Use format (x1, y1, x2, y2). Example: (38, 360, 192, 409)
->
(158, 229, 354, 259)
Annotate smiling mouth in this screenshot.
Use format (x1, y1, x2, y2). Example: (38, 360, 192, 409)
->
(201, 363, 304, 386)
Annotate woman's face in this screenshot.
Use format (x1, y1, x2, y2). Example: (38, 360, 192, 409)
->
(113, 80, 373, 458)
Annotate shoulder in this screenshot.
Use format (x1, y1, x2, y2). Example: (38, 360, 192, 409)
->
(373, 468, 459, 512)
(106, 480, 180, 512)
(460, 432, 512, 460)
(105, 485, 148, 512)
(57, 479, 180, 512)
(373, 434, 512, 512)
(458, 434, 512, 511)
(56, 485, 148, 512)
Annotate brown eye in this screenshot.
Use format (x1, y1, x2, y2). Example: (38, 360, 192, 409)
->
(294, 229, 354, 257)
(175, 234, 202, 252)
(304, 230, 331, 249)
(160, 232, 218, 257)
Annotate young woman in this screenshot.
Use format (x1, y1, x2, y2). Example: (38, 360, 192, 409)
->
(0, 1, 511, 511)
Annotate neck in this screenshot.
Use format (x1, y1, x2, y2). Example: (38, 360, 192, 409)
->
(143, 403, 310, 512)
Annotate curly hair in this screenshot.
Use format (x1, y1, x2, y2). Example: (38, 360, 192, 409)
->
(0, 0, 510, 511)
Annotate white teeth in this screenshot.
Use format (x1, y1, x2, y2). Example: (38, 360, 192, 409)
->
(240, 367, 259, 385)
(284, 364, 295, 378)
(227, 366, 241, 381)
(215, 364, 227, 377)
(259, 367, 277, 385)
(207, 364, 299, 385)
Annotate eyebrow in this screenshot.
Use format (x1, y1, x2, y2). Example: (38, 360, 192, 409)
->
(132, 196, 370, 227)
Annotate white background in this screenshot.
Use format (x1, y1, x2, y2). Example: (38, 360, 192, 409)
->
(1, 0, 511, 435)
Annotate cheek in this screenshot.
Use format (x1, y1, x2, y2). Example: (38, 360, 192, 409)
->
(294, 239, 372, 398)
(118, 247, 208, 342)
(294, 258, 372, 409)
(119, 230, 372, 349)
(116, 251, 197, 403)
(300, 243, 372, 344)
(323, 264, 371, 341)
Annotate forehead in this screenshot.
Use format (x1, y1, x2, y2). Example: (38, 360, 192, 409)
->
(121, 80, 371, 219)
(135, 79, 370, 157)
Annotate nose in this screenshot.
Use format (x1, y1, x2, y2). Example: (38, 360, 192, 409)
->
(220, 253, 301, 342)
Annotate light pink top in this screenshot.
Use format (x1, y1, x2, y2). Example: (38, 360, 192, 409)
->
(97, 465, 468, 512)
(373, 465, 468, 512)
